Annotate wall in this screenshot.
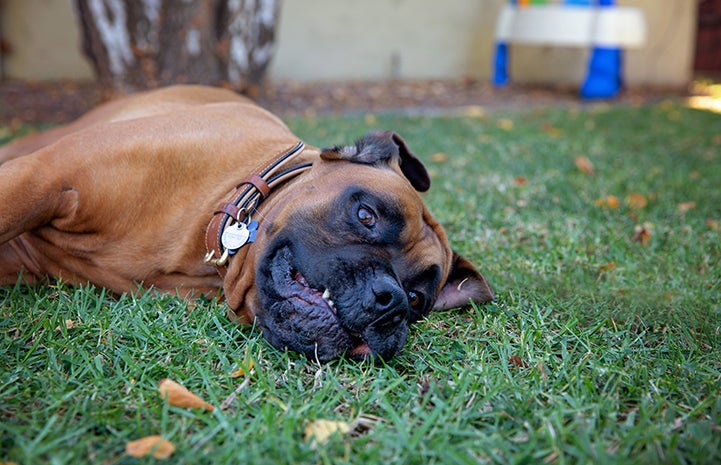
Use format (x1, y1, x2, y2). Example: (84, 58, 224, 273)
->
(0, 0, 697, 87)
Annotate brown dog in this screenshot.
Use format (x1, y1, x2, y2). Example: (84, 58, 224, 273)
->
(0, 85, 493, 362)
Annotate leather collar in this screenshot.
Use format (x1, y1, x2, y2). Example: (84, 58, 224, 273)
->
(204, 141, 311, 277)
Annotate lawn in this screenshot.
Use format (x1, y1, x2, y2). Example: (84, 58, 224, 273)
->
(1, 100, 720, 464)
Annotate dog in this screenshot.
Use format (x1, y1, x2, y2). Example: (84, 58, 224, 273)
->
(0, 85, 493, 362)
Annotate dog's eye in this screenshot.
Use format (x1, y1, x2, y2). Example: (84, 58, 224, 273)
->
(407, 291, 424, 309)
(357, 206, 377, 227)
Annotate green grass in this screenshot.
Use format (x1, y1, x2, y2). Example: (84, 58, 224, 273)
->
(2, 101, 720, 464)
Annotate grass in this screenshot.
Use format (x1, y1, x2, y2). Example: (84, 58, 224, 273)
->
(2, 100, 720, 464)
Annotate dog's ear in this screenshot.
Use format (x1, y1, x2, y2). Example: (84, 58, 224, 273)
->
(320, 131, 431, 192)
(433, 252, 494, 311)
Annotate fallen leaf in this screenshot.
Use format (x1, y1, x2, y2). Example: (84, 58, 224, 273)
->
(513, 176, 527, 186)
(125, 435, 175, 459)
(599, 262, 616, 272)
(55, 319, 79, 332)
(498, 118, 514, 131)
(230, 348, 254, 378)
(305, 419, 351, 448)
(706, 218, 720, 231)
(625, 193, 647, 209)
(633, 223, 652, 245)
(431, 152, 448, 163)
(595, 195, 619, 209)
(541, 122, 562, 137)
(508, 355, 529, 368)
(158, 378, 215, 411)
(574, 156, 595, 175)
(677, 201, 696, 214)
(464, 106, 486, 118)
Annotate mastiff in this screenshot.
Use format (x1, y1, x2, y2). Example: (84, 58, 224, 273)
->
(0, 85, 493, 362)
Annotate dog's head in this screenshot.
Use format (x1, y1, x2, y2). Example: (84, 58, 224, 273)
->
(225, 131, 493, 362)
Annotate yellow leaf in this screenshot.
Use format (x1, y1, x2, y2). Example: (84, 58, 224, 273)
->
(304, 419, 351, 448)
(574, 156, 594, 175)
(158, 378, 215, 411)
(55, 319, 80, 332)
(498, 118, 514, 131)
(706, 218, 720, 231)
(677, 201, 696, 214)
(625, 193, 647, 209)
(230, 348, 254, 378)
(596, 195, 620, 209)
(541, 122, 562, 138)
(125, 435, 175, 459)
(431, 152, 448, 163)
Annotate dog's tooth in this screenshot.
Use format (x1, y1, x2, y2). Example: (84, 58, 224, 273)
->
(322, 288, 331, 300)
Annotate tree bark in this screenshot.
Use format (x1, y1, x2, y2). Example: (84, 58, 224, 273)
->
(74, 0, 280, 95)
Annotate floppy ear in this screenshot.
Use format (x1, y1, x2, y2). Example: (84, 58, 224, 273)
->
(320, 130, 431, 192)
(433, 252, 494, 310)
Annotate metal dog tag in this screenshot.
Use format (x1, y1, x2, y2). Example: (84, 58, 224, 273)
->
(221, 222, 250, 251)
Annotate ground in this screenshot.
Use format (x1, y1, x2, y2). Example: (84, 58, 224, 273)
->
(0, 78, 691, 127)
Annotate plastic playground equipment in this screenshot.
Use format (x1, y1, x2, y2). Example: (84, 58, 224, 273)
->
(492, 0, 647, 98)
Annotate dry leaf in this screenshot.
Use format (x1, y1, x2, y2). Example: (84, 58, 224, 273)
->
(304, 419, 351, 448)
(158, 378, 215, 412)
(633, 223, 653, 245)
(55, 319, 80, 332)
(599, 262, 616, 272)
(706, 218, 720, 231)
(541, 122, 562, 137)
(625, 193, 647, 209)
(508, 355, 529, 368)
(125, 435, 175, 459)
(514, 176, 527, 186)
(595, 195, 620, 209)
(677, 201, 696, 214)
(463, 106, 486, 118)
(498, 118, 514, 131)
(574, 156, 594, 175)
(431, 152, 448, 163)
(230, 348, 254, 378)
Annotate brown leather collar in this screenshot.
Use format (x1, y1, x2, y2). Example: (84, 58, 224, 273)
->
(204, 141, 311, 277)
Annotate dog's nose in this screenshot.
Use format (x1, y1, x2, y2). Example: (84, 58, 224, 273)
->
(371, 274, 408, 321)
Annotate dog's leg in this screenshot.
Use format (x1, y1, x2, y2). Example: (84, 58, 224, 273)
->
(0, 151, 78, 281)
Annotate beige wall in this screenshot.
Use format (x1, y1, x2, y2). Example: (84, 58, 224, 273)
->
(2, 0, 94, 80)
(0, 0, 697, 87)
(268, 0, 503, 80)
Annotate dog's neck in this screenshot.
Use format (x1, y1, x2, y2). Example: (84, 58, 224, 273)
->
(204, 141, 312, 278)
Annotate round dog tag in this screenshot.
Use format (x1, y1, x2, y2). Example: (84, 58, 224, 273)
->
(221, 222, 250, 251)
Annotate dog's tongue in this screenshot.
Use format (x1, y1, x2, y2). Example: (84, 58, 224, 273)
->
(349, 342, 371, 358)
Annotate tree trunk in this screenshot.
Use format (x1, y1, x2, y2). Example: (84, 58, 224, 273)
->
(74, 0, 281, 95)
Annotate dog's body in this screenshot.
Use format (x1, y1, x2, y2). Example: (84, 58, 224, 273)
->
(0, 85, 492, 361)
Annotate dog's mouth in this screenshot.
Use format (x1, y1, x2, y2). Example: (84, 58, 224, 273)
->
(257, 245, 376, 361)
(288, 267, 371, 359)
